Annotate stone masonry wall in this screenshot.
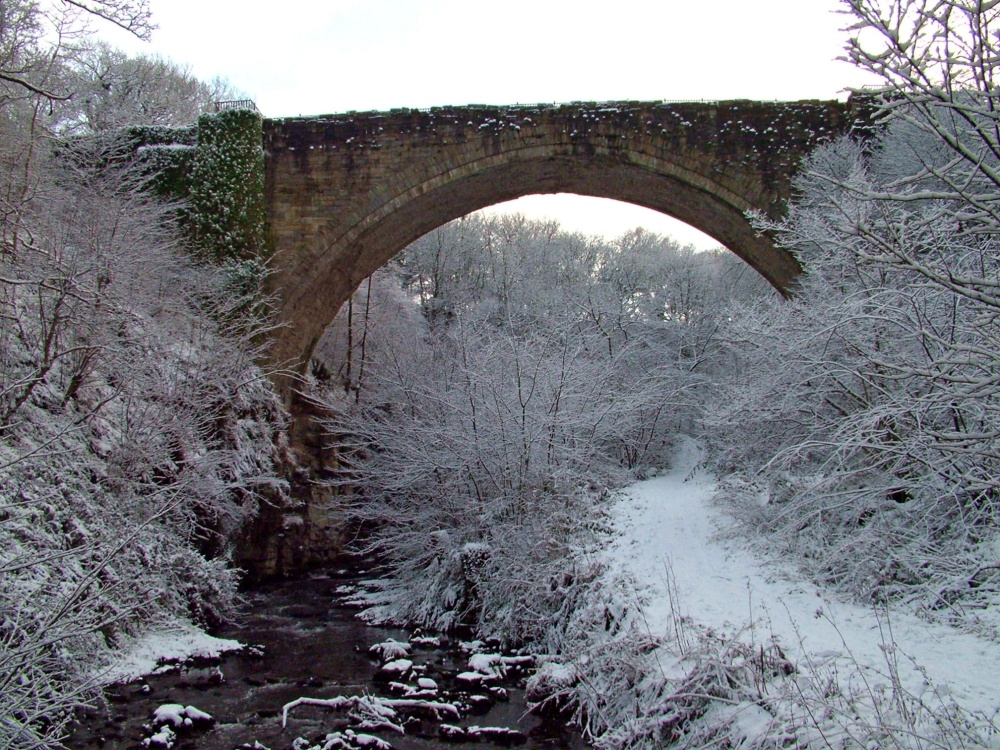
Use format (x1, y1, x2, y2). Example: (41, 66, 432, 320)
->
(262, 99, 861, 391)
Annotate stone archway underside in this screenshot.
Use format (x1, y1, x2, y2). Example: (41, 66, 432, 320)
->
(263, 100, 860, 390)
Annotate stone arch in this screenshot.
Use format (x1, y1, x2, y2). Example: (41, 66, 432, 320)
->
(263, 100, 856, 391)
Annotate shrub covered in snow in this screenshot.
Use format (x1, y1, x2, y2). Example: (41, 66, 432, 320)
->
(0, 8, 283, 746)
(314, 216, 765, 640)
(0, 123, 285, 750)
(704, 101, 1000, 635)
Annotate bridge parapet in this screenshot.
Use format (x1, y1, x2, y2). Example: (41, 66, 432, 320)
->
(266, 99, 853, 213)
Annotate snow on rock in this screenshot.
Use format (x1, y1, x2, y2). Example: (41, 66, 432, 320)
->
(142, 725, 176, 748)
(455, 671, 488, 684)
(604, 435, 1000, 720)
(368, 638, 411, 662)
(387, 679, 437, 699)
(345, 731, 392, 749)
(181, 705, 214, 723)
(438, 724, 528, 743)
(467, 652, 504, 676)
(409, 634, 441, 647)
(152, 704, 189, 727)
(292, 730, 392, 750)
(376, 658, 413, 677)
(439, 724, 466, 740)
(99, 621, 243, 685)
(499, 655, 533, 669)
(466, 694, 494, 715)
(524, 660, 576, 704)
(151, 703, 214, 728)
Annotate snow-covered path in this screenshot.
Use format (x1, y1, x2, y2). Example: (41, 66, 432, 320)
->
(604, 437, 1000, 720)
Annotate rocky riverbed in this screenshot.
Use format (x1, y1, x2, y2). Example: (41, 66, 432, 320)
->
(68, 566, 585, 750)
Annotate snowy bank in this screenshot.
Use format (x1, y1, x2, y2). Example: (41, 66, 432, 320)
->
(593, 436, 1000, 746)
(97, 620, 243, 686)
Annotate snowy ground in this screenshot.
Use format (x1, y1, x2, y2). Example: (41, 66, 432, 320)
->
(603, 437, 1000, 722)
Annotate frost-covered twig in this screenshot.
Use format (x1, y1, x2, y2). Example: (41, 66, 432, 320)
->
(281, 694, 460, 732)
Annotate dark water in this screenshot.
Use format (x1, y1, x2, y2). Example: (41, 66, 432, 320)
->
(68, 567, 585, 750)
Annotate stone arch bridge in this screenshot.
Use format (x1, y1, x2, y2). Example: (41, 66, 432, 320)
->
(263, 99, 866, 386)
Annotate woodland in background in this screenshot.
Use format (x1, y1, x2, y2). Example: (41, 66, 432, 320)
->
(312, 215, 773, 640)
(316, 0, 1000, 642)
(0, 2, 284, 747)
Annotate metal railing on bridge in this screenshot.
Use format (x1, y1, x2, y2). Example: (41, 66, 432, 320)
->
(214, 99, 261, 114)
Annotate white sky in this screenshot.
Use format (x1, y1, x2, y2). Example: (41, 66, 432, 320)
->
(99, 0, 875, 248)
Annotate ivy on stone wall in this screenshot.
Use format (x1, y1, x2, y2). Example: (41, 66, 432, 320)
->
(188, 108, 268, 263)
(123, 112, 268, 264)
(134, 142, 196, 201)
(121, 108, 272, 329)
(125, 124, 198, 150)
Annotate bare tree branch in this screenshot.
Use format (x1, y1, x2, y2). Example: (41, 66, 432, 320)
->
(61, 0, 155, 40)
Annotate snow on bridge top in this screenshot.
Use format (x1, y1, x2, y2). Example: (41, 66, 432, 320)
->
(265, 99, 867, 168)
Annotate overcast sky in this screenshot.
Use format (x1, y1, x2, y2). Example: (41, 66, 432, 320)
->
(100, 0, 874, 248)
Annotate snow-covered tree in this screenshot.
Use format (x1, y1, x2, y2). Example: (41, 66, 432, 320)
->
(313, 215, 770, 640)
(704, 0, 1000, 632)
(0, 4, 284, 746)
(63, 42, 238, 134)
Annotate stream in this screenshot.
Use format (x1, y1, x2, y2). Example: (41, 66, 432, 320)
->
(68, 564, 586, 750)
